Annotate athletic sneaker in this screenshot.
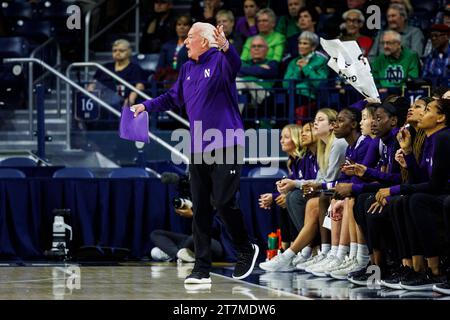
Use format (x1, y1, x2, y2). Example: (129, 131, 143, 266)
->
(312, 256, 344, 277)
(381, 265, 414, 290)
(330, 257, 365, 280)
(400, 268, 445, 291)
(184, 271, 212, 284)
(292, 252, 309, 266)
(150, 247, 171, 262)
(305, 254, 336, 275)
(347, 263, 369, 280)
(296, 253, 327, 271)
(433, 281, 450, 295)
(259, 252, 295, 272)
(176, 248, 195, 263)
(233, 243, 259, 279)
(184, 283, 212, 292)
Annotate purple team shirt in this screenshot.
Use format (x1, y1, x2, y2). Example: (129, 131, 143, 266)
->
(272, 151, 318, 199)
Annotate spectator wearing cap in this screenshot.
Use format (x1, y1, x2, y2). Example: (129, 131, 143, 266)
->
(339, 9, 373, 56)
(240, 8, 286, 62)
(424, 6, 450, 57)
(371, 30, 419, 92)
(369, 4, 424, 59)
(422, 24, 450, 80)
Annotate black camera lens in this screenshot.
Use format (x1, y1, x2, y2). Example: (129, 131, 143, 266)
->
(173, 198, 182, 209)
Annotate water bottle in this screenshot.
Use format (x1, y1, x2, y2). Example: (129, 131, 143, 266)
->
(266, 232, 278, 261)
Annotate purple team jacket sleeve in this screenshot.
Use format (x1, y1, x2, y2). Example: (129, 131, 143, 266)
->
(404, 153, 428, 183)
(222, 44, 242, 78)
(143, 68, 185, 112)
(389, 185, 401, 196)
(363, 167, 402, 184)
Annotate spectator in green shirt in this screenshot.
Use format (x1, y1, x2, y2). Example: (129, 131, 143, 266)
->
(276, 0, 305, 38)
(240, 8, 286, 62)
(371, 30, 420, 92)
(283, 31, 329, 100)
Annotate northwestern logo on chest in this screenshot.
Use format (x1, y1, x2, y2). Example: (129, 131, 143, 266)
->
(204, 68, 211, 78)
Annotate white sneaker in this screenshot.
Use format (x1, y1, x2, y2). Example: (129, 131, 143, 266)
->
(296, 253, 327, 271)
(176, 248, 195, 263)
(325, 257, 349, 275)
(292, 252, 309, 266)
(151, 247, 171, 261)
(313, 256, 344, 277)
(259, 253, 295, 272)
(309, 255, 341, 277)
(330, 257, 364, 280)
(305, 254, 336, 274)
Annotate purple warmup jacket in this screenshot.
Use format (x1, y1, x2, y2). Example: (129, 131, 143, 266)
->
(352, 128, 401, 194)
(143, 46, 244, 153)
(272, 151, 318, 200)
(390, 127, 450, 196)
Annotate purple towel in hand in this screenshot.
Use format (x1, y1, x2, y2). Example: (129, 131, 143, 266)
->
(119, 106, 150, 143)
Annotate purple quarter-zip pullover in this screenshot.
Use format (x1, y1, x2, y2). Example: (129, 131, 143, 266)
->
(351, 128, 401, 194)
(143, 45, 244, 153)
(272, 151, 318, 199)
(390, 127, 450, 196)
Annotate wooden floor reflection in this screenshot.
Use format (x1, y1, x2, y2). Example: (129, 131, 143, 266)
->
(1, 262, 447, 300)
(0, 262, 305, 300)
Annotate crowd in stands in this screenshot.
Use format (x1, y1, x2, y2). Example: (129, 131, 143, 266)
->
(87, 0, 450, 124)
(2, 0, 450, 124)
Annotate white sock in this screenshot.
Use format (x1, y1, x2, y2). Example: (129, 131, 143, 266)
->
(329, 245, 338, 257)
(349, 242, 358, 259)
(283, 248, 296, 259)
(321, 243, 331, 254)
(336, 245, 349, 262)
(357, 244, 370, 266)
(301, 246, 312, 258)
